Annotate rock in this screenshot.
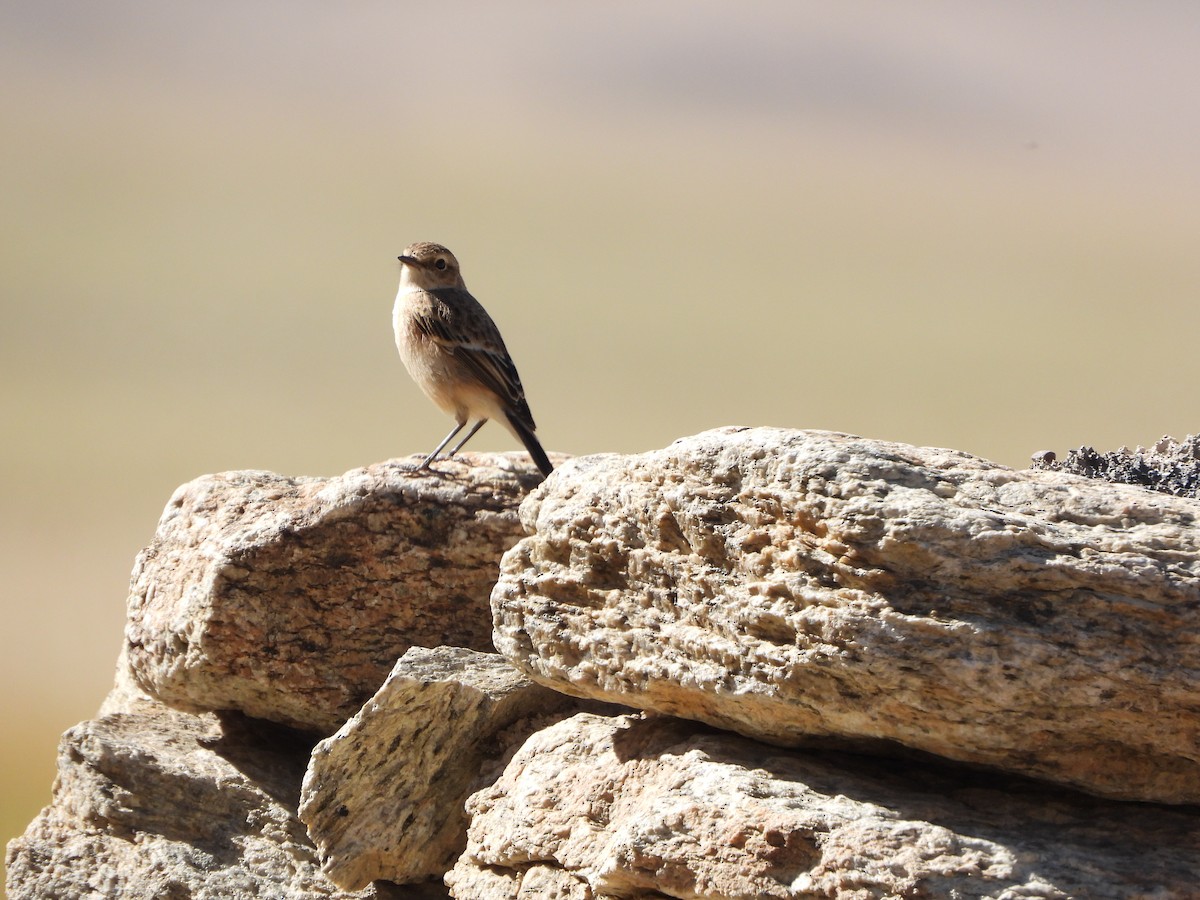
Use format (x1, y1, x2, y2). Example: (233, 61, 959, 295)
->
(446, 712, 1200, 900)
(4, 694, 447, 899)
(15, 432, 1200, 898)
(1031, 433, 1200, 498)
(492, 427, 1200, 803)
(98, 645, 159, 717)
(126, 455, 547, 734)
(299, 647, 595, 890)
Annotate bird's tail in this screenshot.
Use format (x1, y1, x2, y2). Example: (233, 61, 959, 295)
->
(505, 411, 554, 479)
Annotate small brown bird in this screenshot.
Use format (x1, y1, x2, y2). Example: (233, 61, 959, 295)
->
(392, 241, 554, 479)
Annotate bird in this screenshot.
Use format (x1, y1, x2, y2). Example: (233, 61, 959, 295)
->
(392, 241, 554, 480)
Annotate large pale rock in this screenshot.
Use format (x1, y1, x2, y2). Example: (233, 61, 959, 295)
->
(493, 428, 1200, 803)
(127, 454, 547, 734)
(446, 712, 1200, 900)
(4, 695, 446, 900)
(299, 647, 594, 890)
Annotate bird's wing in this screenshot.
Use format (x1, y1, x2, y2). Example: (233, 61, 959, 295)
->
(415, 289, 533, 424)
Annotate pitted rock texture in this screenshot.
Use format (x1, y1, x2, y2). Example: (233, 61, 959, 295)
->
(126, 454, 548, 734)
(446, 712, 1200, 900)
(492, 427, 1200, 803)
(4, 692, 445, 900)
(299, 647, 593, 890)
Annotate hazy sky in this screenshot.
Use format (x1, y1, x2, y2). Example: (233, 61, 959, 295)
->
(5, 2, 1200, 168)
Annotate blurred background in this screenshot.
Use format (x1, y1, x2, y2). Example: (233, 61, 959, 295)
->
(3, 0, 1199, 868)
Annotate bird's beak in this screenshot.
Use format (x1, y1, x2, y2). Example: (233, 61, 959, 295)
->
(397, 255, 419, 267)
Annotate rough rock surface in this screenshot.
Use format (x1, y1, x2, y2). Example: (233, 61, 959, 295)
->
(4, 687, 447, 900)
(299, 647, 598, 890)
(13, 430, 1200, 900)
(127, 454, 547, 734)
(447, 712, 1200, 900)
(1032, 433, 1200, 498)
(493, 427, 1200, 803)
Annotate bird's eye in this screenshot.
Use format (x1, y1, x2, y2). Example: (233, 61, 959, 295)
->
(435, 258, 447, 270)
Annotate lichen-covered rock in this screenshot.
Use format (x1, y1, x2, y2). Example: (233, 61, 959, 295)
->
(4, 693, 446, 900)
(126, 454, 548, 734)
(492, 427, 1200, 802)
(446, 712, 1200, 900)
(299, 647, 593, 890)
(1032, 433, 1200, 498)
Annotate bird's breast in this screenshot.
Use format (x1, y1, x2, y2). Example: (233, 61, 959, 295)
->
(393, 288, 432, 352)
(393, 289, 459, 412)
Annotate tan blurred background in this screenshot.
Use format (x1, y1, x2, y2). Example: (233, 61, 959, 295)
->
(3, 1, 1199, 871)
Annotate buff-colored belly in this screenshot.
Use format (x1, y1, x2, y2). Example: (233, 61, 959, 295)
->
(393, 292, 505, 425)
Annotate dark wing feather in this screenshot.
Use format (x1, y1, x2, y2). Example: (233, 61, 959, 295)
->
(415, 288, 536, 429)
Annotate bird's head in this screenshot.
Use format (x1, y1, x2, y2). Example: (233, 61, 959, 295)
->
(397, 242, 466, 290)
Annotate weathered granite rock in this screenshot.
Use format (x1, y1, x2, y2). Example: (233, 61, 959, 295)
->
(98, 645, 159, 716)
(127, 454, 548, 734)
(4, 691, 447, 899)
(492, 428, 1200, 803)
(447, 712, 1200, 900)
(1032, 433, 1200, 498)
(299, 647, 596, 890)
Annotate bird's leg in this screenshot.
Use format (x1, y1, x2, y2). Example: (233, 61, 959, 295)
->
(420, 421, 467, 468)
(447, 418, 488, 458)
